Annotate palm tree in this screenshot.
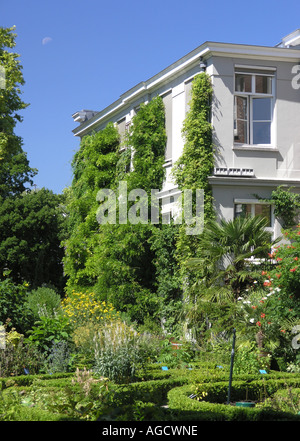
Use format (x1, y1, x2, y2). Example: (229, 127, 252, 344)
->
(188, 215, 278, 300)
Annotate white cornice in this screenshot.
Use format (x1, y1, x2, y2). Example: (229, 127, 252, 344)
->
(209, 176, 300, 187)
(72, 41, 300, 138)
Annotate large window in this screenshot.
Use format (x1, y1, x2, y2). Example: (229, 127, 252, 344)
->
(234, 200, 274, 244)
(234, 202, 272, 227)
(234, 68, 274, 146)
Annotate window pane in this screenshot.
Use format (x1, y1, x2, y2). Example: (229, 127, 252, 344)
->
(253, 98, 271, 120)
(234, 120, 248, 143)
(255, 204, 271, 226)
(255, 75, 272, 94)
(253, 122, 271, 144)
(235, 204, 252, 218)
(236, 96, 248, 119)
(234, 96, 248, 143)
(235, 74, 252, 92)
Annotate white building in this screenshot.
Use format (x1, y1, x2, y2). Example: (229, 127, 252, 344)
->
(72, 29, 300, 238)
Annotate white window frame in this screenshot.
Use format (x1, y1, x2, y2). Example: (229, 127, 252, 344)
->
(234, 198, 275, 234)
(234, 199, 275, 263)
(234, 67, 276, 147)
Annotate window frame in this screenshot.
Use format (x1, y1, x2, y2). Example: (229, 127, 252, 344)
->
(234, 199, 275, 235)
(234, 199, 275, 263)
(234, 68, 275, 147)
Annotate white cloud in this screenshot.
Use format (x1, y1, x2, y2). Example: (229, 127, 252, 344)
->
(42, 37, 53, 45)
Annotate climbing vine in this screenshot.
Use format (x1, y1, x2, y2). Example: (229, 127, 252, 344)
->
(125, 95, 167, 194)
(64, 96, 169, 325)
(256, 186, 300, 228)
(171, 72, 214, 279)
(172, 72, 214, 220)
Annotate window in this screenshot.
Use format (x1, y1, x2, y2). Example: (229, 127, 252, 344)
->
(234, 68, 274, 145)
(161, 90, 172, 161)
(234, 201, 275, 242)
(234, 201, 274, 260)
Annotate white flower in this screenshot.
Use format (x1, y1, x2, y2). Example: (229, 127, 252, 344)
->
(249, 318, 255, 323)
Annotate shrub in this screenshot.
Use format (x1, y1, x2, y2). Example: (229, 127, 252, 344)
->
(43, 341, 75, 374)
(25, 287, 62, 320)
(25, 315, 72, 354)
(72, 322, 101, 358)
(93, 320, 150, 383)
(0, 276, 33, 334)
(61, 291, 120, 328)
(233, 342, 271, 374)
(256, 386, 300, 414)
(0, 338, 44, 377)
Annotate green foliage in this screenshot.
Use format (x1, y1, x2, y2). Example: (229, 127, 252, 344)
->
(168, 380, 300, 420)
(0, 276, 33, 333)
(0, 188, 66, 290)
(256, 386, 300, 414)
(25, 315, 72, 353)
(63, 122, 120, 291)
(64, 97, 168, 325)
(266, 225, 300, 304)
(188, 216, 275, 298)
(256, 186, 300, 228)
(0, 338, 44, 377)
(0, 26, 37, 197)
(125, 95, 167, 193)
(149, 224, 182, 335)
(93, 321, 151, 383)
(43, 341, 75, 374)
(25, 286, 62, 320)
(156, 339, 196, 368)
(172, 72, 214, 219)
(234, 342, 271, 374)
(171, 72, 214, 306)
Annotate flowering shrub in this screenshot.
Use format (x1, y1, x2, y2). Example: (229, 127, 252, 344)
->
(236, 225, 300, 361)
(237, 288, 283, 352)
(265, 225, 300, 305)
(93, 320, 151, 383)
(61, 291, 119, 328)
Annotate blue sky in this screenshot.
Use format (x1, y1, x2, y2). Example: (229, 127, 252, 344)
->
(2, 0, 300, 194)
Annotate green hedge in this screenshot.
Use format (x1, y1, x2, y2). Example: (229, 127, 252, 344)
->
(167, 378, 300, 421)
(1, 368, 300, 421)
(113, 377, 187, 405)
(0, 372, 74, 390)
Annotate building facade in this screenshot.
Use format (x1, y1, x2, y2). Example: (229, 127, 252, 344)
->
(72, 29, 300, 238)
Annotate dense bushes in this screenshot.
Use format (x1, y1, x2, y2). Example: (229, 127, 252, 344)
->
(0, 363, 299, 421)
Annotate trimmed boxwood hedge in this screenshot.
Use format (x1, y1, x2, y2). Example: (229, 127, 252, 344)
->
(167, 378, 300, 421)
(1, 365, 300, 421)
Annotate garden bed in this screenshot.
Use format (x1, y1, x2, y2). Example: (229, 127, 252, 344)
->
(1, 364, 300, 421)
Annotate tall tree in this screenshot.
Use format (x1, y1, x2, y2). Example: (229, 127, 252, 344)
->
(0, 26, 37, 198)
(0, 188, 66, 291)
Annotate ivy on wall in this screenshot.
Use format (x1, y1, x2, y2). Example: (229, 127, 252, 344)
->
(63, 78, 215, 330)
(63, 96, 169, 324)
(255, 186, 300, 228)
(63, 123, 120, 290)
(171, 72, 214, 280)
(172, 72, 214, 220)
